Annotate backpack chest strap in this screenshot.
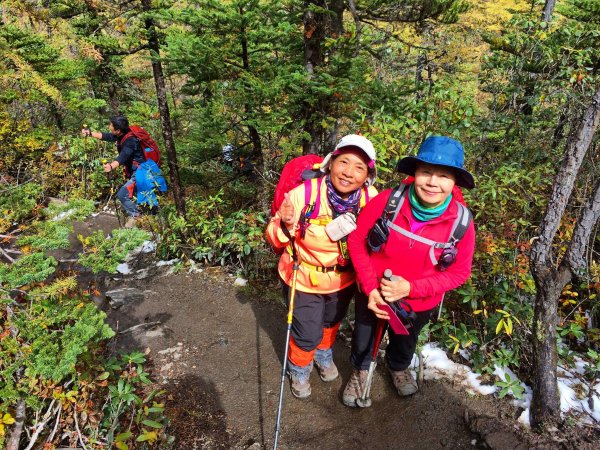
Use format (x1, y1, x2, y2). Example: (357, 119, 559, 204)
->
(387, 221, 453, 266)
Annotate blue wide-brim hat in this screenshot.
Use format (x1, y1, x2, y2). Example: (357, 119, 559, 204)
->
(396, 136, 475, 189)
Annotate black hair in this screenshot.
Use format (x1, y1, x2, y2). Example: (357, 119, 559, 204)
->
(109, 115, 130, 134)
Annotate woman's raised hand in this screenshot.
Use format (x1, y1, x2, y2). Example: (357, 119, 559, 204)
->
(279, 192, 296, 226)
(367, 289, 390, 320)
(380, 275, 411, 302)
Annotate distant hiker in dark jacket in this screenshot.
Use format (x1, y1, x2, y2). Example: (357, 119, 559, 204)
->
(82, 115, 145, 227)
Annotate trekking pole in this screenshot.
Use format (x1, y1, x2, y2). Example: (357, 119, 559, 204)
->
(102, 159, 122, 228)
(273, 239, 299, 450)
(356, 268, 392, 407)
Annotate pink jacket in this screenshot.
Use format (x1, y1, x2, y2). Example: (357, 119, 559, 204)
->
(348, 186, 475, 312)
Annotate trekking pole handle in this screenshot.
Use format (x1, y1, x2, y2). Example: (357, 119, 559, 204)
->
(383, 269, 393, 281)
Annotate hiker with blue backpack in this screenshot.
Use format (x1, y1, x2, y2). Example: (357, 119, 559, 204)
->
(342, 136, 476, 408)
(266, 134, 378, 400)
(82, 115, 166, 227)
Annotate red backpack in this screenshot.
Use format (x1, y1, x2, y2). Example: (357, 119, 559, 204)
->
(120, 125, 162, 166)
(270, 154, 323, 216)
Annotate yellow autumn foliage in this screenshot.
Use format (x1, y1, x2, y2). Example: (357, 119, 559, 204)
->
(0, 49, 63, 105)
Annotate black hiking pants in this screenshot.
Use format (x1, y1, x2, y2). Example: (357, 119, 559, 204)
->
(351, 290, 435, 371)
(281, 282, 355, 351)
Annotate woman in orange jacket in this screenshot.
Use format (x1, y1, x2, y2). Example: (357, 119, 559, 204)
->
(266, 135, 378, 399)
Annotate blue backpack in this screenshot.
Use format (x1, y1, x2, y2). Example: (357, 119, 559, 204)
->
(135, 160, 167, 207)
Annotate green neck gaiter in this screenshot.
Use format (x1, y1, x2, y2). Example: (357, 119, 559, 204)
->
(408, 184, 452, 222)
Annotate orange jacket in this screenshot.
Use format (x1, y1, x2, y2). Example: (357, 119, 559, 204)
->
(267, 179, 378, 294)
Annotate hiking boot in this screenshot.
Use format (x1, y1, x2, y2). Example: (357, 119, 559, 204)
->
(287, 361, 312, 399)
(289, 375, 311, 399)
(342, 369, 371, 407)
(314, 360, 339, 382)
(389, 368, 418, 396)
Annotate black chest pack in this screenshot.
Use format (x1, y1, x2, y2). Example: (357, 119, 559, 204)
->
(367, 184, 472, 271)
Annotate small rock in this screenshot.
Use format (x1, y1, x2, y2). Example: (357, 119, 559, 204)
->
(234, 277, 248, 287)
(116, 263, 131, 274)
(105, 288, 145, 309)
(246, 443, 262, 450)
(134, 268, 150, 280)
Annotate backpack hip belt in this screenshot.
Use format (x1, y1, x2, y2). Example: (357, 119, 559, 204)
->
(285, 246, 353, 273)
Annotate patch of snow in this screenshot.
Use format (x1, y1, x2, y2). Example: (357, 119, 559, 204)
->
(139, 240, 156, 253)
(411, 344, 497, 396)
(157, 259, 178, 267)
(188, 260, 203, 274)
(51, 208, 76, 221)
(405, 343, 600, 427)
(116, 263, 131, 274)
(234, 277, 248, 287)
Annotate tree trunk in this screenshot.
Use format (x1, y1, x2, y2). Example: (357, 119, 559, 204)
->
(142, 0, 186, 217)
(531, 89, 600, 269)
(541, 0, 556, 23)
(301, 1, 326, 155)
(530, 268, 567, 427)
(239, 5, 263, 176)
(529, 88, 600, 428)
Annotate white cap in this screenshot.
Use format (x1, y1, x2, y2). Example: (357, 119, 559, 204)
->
(320, 134, 377, 186)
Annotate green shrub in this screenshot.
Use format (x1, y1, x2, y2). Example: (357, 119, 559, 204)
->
(16, 220, 73, 250)
(0, 252, 57, 289)
(0, 182, 42, 233)
(78, 228, 151, 274)
(157, 192, 270, 277)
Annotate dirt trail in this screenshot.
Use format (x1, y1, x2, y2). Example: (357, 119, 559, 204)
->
(59, 213, 593, 449)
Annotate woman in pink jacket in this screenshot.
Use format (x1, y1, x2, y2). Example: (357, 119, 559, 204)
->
(343, 136, 476, 407)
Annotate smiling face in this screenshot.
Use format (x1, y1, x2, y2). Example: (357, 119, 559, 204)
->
(413, 162, 456, 207)
(328, 148, 370, 199)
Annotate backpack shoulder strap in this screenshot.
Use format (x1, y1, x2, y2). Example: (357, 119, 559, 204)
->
(119, 131, 134, 145)
(359, 186, 369, 209)
(386, 183, 409, 224)
(303, 177, 322, 217)
(449, 201, 472, 245)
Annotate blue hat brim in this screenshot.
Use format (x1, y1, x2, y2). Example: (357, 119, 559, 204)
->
(397, 156, 475, 189)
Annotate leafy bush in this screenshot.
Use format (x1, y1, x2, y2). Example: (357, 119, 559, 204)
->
(44, 198, 96, 221)
(78, 228, 151, 274)
(157, 192, 270, 277)
(0, 252, 57, 289)
(16, 220, 73, 250)
(16, 198, 96, 250)
(0, 182, 42, 233)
